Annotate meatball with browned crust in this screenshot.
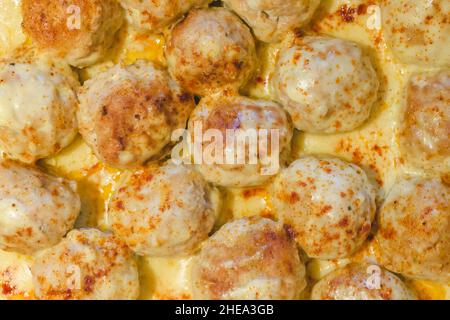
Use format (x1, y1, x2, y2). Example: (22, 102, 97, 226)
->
(192, 217, 306, 300)
(187, 95, 293, 188)
(22, 0, 124, 68)
(77, 60, 195, 169)
(166, 8, 257, 96)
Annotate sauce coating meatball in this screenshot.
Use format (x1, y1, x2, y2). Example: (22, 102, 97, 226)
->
(187, 95, 293, 188)
(400, 72, 449, 173)
(31, 229, 139, 300)
(22, 0, 124, 67)
(271, 156, 376, 259)
(381, 0, 450, 67)
(0, 61, 78, 164)
(109, 162, 219, 256)
(192, 217, 306, 300)
(120, 0, 210, 31)
(0, 161, 80, 255)
(377, 177, 450, 283)
(78, 60, 195, 169)
(223, 0, 320, 43)
(311, 264, 416, 300)
(166, 8, 257, 96)
(273, 36, 379, 133)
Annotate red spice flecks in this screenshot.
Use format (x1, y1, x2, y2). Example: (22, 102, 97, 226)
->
(340, 4, 356, 22)
(2, 282, 15, 295)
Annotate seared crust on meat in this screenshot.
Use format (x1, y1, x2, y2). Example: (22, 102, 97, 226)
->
(192, 217, 306, 300)
(78, 61, 195, 168)
(166, 8, 257, 96)
(22, 0, 124, 67)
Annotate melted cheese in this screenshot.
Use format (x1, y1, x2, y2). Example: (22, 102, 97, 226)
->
(0, 250, 34, 300)
(0, 0, 445, 300)
(0, 0, 26, 57)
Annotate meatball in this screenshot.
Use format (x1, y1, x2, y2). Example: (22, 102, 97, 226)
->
(166, 8, 257, 96)
(31, 229, 139, 300)
(311, 264, 416, 300)
(120, 0, 210, 31)
(0, 161, 80, 255)
(377, 177, 450, 283)
(223, 0, 320, 43)
(271, 156, 376, 259)
(108, 162, 219, 256)
(400, 72, 449, 172)
(192, 217, 306, 300)
(187, 95, 293, 188)
(0, 61, 78, 164)
(273, 36, 379, 133)
(22, 0, 124, 67)
(78, 60, 195, 169)
(381, 0, 450, 67)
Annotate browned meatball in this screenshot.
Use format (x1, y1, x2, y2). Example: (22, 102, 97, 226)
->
(78, 61, 195, 169)
(192, 217, 306, 300)
(22, 0, 124, 67)
(166, 8, 257, 96)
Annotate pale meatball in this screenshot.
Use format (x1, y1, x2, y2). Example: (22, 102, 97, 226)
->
(0, 161, 80, 255)
(400, 72, 450, 172)
(22, 0, 124, 67)
(377, 177, 450, 283)
(78, 61, 195, 169)
(192, 217, 306, 300)
(223, 0, 320, 43)
(381, 0, 450, 67)
(311, 264, 416, 300)
(187, 95, 293, 188)
(271, 156, 376, 259)
(166, 8, 257, 96)
(120, 0, 210, 31)
(31, 229, 139, 300)
(108, 163, 219, 256)
(0, 62, 78, 164)
(273, 36, 379, 133)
